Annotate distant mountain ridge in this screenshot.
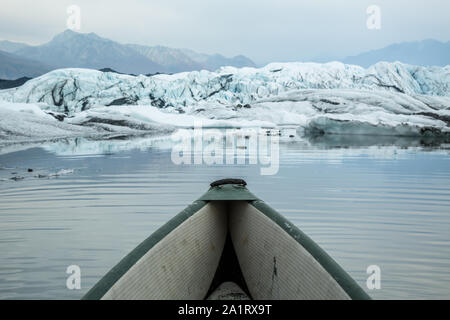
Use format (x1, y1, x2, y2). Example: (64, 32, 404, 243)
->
(0, 40, 30, 53)
(2, 31, 449, 80)
(343, 39, 450, 68)
(0, 30, 256, 79)
(126, 44, 203, 73)
(181, 49, 257, 70)
(0, 49, 51, 80)
(13, 30, 164, 75)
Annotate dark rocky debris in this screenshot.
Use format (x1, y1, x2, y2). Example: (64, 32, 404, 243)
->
(0, 77, 32, 89)
(106, 96, 139, 106)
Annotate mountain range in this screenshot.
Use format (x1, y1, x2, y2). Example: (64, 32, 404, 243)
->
(0, 30, 449, 81)
(343, 39, 450, 68)
(0, 49, 50, 80)
(0, 30, 257, 79)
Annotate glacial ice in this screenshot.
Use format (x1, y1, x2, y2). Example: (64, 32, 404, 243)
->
(0, 61, 449, 143)
(0, 102, 173, 145)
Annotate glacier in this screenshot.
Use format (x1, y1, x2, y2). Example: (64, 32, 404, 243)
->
(0, 102, 174, 144)
(0, 61, 450, 145)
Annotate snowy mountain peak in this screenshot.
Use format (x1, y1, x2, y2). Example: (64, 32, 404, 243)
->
(51, 29, 109, 44)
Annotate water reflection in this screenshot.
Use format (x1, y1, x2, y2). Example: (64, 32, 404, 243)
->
(0, 132, 449, 299)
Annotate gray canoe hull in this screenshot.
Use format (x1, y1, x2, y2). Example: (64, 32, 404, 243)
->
(83, 184, 370, 300)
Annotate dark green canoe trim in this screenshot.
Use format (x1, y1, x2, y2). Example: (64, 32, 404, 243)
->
(199, 184, 259, 201)
(82, 200, 208, 300)
(250, 200, 371, 300)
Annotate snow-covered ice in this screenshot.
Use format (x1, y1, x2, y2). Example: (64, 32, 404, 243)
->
(0, 61, 449, 144)
(0, 102, 174, 145)
(1, 62, 449, 114)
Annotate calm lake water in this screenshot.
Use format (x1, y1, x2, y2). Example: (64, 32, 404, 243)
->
(1, 132, 450, 300)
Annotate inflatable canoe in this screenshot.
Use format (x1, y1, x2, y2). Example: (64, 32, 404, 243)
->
(83, 179, 370, 300)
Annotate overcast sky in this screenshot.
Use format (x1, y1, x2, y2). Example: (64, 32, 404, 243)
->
(1, 0, 449, 64)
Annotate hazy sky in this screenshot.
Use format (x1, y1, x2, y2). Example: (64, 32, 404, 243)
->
(1, 0, 449, 64)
